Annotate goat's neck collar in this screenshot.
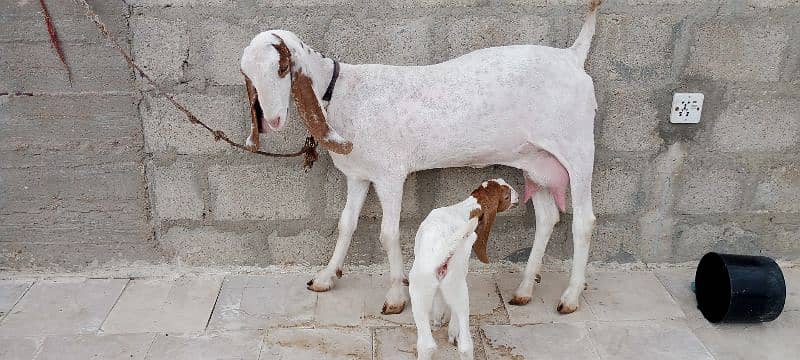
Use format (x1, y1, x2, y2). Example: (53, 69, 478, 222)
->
(321, 60, 339, 102)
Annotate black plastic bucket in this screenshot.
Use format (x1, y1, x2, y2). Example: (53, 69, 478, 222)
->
(694, 252, 786, 323)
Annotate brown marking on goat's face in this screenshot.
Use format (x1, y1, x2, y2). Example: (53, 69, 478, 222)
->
(290, 70, 353, 154)
(272, 39, 291, 78)
(469, 181, 515, 263)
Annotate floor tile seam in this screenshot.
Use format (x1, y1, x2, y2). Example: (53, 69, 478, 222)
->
(98, 278, 132, 333)
(0, 280, 34, 327)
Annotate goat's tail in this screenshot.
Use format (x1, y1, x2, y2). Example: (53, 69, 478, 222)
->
(570, 0, 604, 63)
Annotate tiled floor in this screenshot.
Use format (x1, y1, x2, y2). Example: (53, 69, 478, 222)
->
(0, 268, 796, 359)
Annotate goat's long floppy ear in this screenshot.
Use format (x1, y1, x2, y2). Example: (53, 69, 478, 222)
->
(272, 37, 353, 155)
(290, 73, 352, 154)
(244, 74, 262, 152)
(472, 200, 497, 264)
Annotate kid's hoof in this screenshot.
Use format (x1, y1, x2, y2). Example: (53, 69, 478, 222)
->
(306, 279, 332, 292)
(556, 301, 578, 314)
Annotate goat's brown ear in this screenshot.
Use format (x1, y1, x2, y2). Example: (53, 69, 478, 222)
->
(243, 73, 262, 151)
(290, 71, 353, 155)
(472, 201, 497, 264)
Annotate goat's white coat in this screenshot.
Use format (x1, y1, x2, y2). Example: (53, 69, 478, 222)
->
(241, 1, 602, 314)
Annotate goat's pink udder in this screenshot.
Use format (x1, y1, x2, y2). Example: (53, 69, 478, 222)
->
(525, 152, 570, 212)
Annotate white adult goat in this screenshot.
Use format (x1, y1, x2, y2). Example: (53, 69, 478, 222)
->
(241, 0, 604, 314)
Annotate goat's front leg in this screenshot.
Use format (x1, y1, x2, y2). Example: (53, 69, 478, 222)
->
(374, 178, 409, 314)
(308, 177, 370, 292)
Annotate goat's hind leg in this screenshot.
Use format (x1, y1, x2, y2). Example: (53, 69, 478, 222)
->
(308, 177, 370, 292)
(441, 278, 473, 360)
(409, 274, 437, 360)
(511, 182, 560, 305)
(558, 163, 595, 314)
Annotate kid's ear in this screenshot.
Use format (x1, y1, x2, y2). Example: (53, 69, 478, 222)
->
(472, 202, 497, 263)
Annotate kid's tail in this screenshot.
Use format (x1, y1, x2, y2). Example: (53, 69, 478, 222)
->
(570, 0, 604, 64)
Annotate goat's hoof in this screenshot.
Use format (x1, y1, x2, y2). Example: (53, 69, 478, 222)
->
(535, 273, 542, 283)
(381, 300, 406, 315)
(306, 279, 332, 292)
(556, 301, 578, 314)
(509, 295, 531, 306)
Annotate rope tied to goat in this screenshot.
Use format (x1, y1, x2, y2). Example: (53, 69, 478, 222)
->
(72, 0, 319, 168)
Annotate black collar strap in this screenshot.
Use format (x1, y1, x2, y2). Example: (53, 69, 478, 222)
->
(321, 60, 339, 102)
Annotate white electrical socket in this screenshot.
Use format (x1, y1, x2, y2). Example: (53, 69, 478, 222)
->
(670, 92, 704, 124)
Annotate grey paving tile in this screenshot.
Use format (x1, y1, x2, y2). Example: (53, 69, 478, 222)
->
(783, 268, 799, 311)
(374, 326, 485, 360)
(34, 334, 154, 360)
(654, 269, 709, 329)
(315, 273, 373, 327)
(588, 320, 714, 360)
(102, 275, 222, 334)
(207, 275, 316, 330)
(496, 271, 596, 324)
(0, 337, 41, 360)
(693, 310, 800, 360)
(261, 328, 371, 359)
(146, 330, 263, 360)
(584, 271, 685, 321)
(481, 323, 598, 360)
(0, 280, 32, 320)
(0, 278, 127, 336)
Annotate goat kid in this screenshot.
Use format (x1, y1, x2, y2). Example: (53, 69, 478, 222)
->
(241, 0, 604, 315)
(410, 179, 518, 360)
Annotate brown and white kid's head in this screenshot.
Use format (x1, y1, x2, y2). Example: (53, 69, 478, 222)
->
(469, 178, 519, 263)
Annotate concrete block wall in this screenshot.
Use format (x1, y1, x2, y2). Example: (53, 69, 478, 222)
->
(1, 0, 798, 270)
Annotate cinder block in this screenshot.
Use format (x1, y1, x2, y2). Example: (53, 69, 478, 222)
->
(130, 10, 189, 83)
(152, 163, 204, 220)
(444, 16, 549, 58)
(587, 14, 676, 81)
(0, 94, 143, 167)
(434, 166, 526, 218)
(388, 0, 486, 8)
(677, 167, 744, 214)
(326, 18, 432, 65)
(187, 18, 252, 86)
(0, 0, 129, 43)
(590, 220, 639, 262)
(0, 42, 133, 93)
(325, 167, 419, 219)
(0, 242, 164, 271)
(593, 167, 640, 215)
(753, 164, 800, 213)
(0, 163, 149, 230)
(686, 19, 787, 82)
(256, 0, 355, 6)
(159, 226, 270, 266)
(267, 229, 332, 266)
(599, 87, 663, 153)
(208, 163, 313, 220)
(140, 91, 248, 156)
(712, 93, 799, 152)
(673, 221, 759, 262)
